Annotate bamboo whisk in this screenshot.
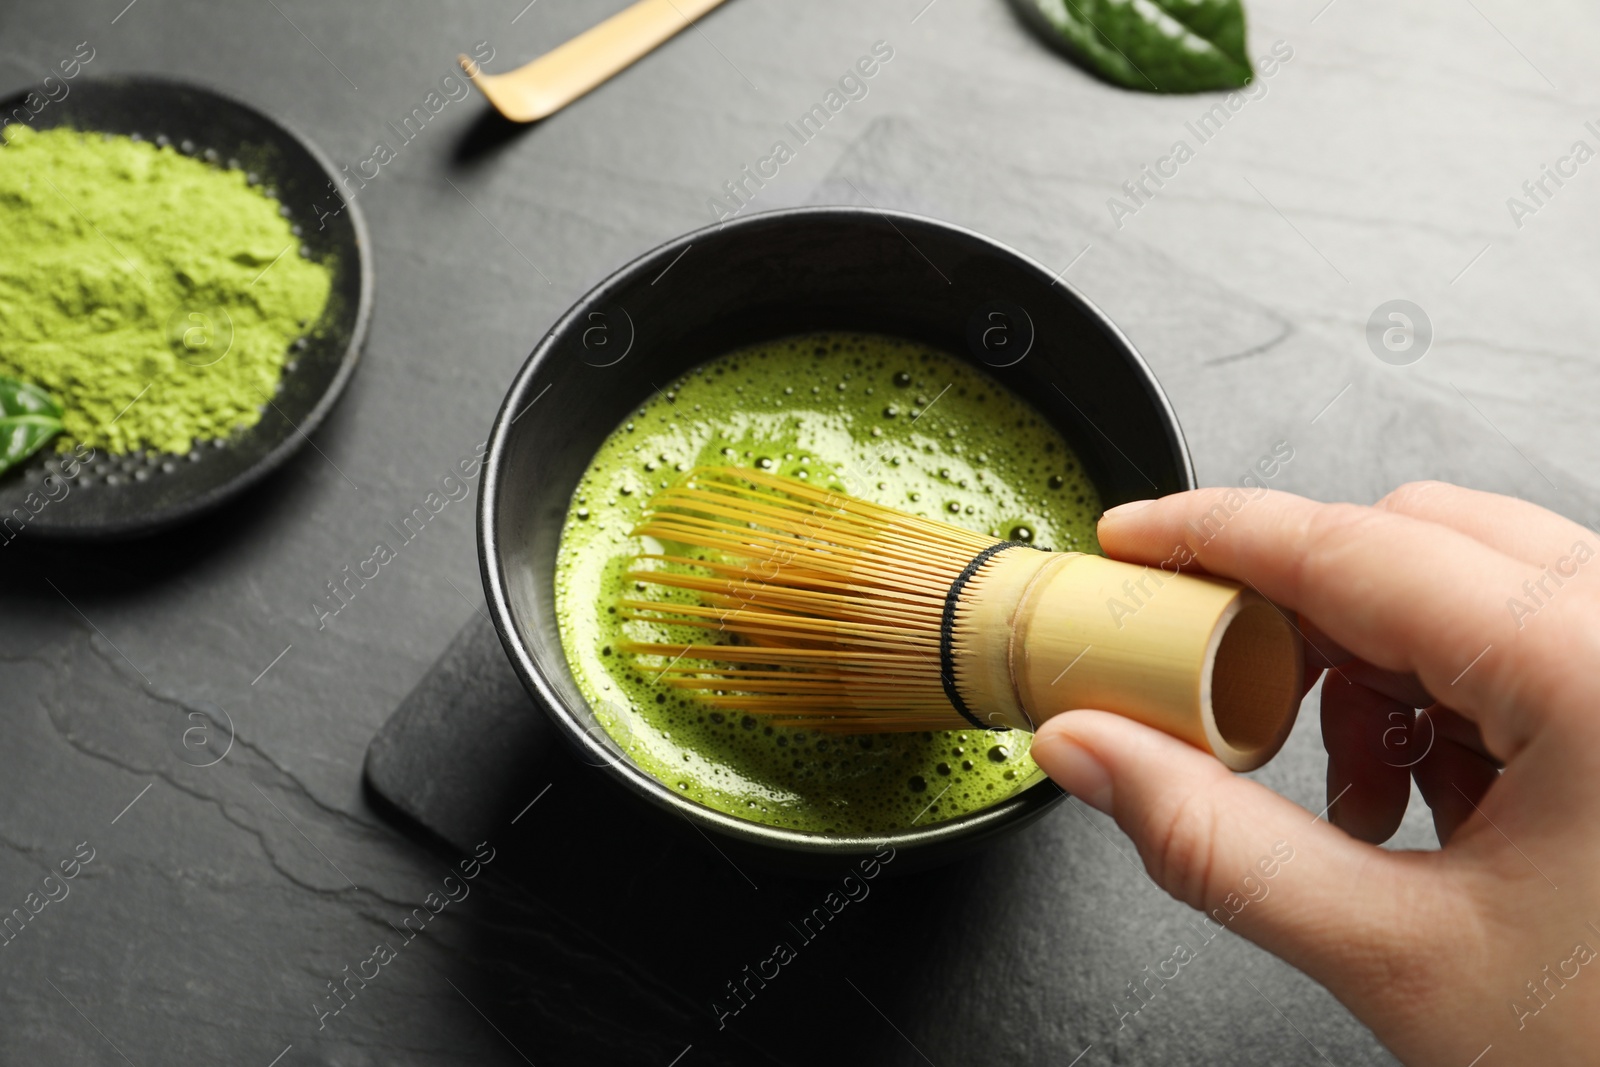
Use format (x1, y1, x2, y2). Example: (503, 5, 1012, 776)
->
(616, 468, 1303, 771)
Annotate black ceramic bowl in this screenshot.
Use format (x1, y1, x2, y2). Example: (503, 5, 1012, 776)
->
(480, 207, 1195, 869)
(0, 76, 371, 538)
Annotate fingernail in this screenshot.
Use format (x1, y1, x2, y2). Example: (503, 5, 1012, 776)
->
(1034, 733, 1113, 814)
(1102, 499, 1154, 520)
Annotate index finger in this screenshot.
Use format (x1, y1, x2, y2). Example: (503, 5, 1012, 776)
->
(1097, 489, 1562, 758)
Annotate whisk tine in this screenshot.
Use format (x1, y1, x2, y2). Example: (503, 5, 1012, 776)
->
(616, 465, 998, 731)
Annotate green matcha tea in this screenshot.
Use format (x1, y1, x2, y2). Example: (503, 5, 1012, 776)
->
(0, 125, 332, 456)
(554, 332, 1103, 834)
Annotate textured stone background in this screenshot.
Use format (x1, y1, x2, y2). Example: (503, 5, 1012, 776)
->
(1, 0, 1594, 1063)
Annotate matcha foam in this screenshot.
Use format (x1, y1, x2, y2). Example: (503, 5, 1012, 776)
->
(555, 332, 1103, 835)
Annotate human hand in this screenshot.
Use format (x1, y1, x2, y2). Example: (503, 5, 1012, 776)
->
(1031, 482, 1600, 1066)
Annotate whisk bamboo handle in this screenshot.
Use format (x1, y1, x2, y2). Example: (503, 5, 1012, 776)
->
(957, 549, 1303, 772)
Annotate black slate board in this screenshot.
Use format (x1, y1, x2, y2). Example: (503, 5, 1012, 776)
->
(364, 613, 555, 852)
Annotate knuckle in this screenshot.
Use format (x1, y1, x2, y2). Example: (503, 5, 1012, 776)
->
(1138, 788, 1220, 912)
(1290, 503, 1389, 592)
(1177, 488, 1255, 552)
(1374, 480, 1449, 515)
(1305, 501, 1387, 546)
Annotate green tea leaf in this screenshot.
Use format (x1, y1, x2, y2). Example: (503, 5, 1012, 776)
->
(0, 375, 64, 476)
(1012, 0, 1253, 94)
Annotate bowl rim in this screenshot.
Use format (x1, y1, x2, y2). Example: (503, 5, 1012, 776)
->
(0, 73, 374, 539)
(478, 205, 1195, 856)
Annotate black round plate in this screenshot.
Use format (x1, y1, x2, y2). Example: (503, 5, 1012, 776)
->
(0, 75, 372, 539)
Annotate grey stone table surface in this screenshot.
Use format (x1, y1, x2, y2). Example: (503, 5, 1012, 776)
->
(2, 0, 1596, 1064)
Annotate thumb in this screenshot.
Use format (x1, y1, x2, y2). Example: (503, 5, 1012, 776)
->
(1032, 709, 1428, 993)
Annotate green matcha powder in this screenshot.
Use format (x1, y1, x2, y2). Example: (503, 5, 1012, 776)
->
(0, 125, 332, 455)
(556, 333, 1104, 835)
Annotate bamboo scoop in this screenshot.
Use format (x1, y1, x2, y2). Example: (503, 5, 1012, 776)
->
(617, 468, 1304, 772)
(460, 0, 734, 123)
